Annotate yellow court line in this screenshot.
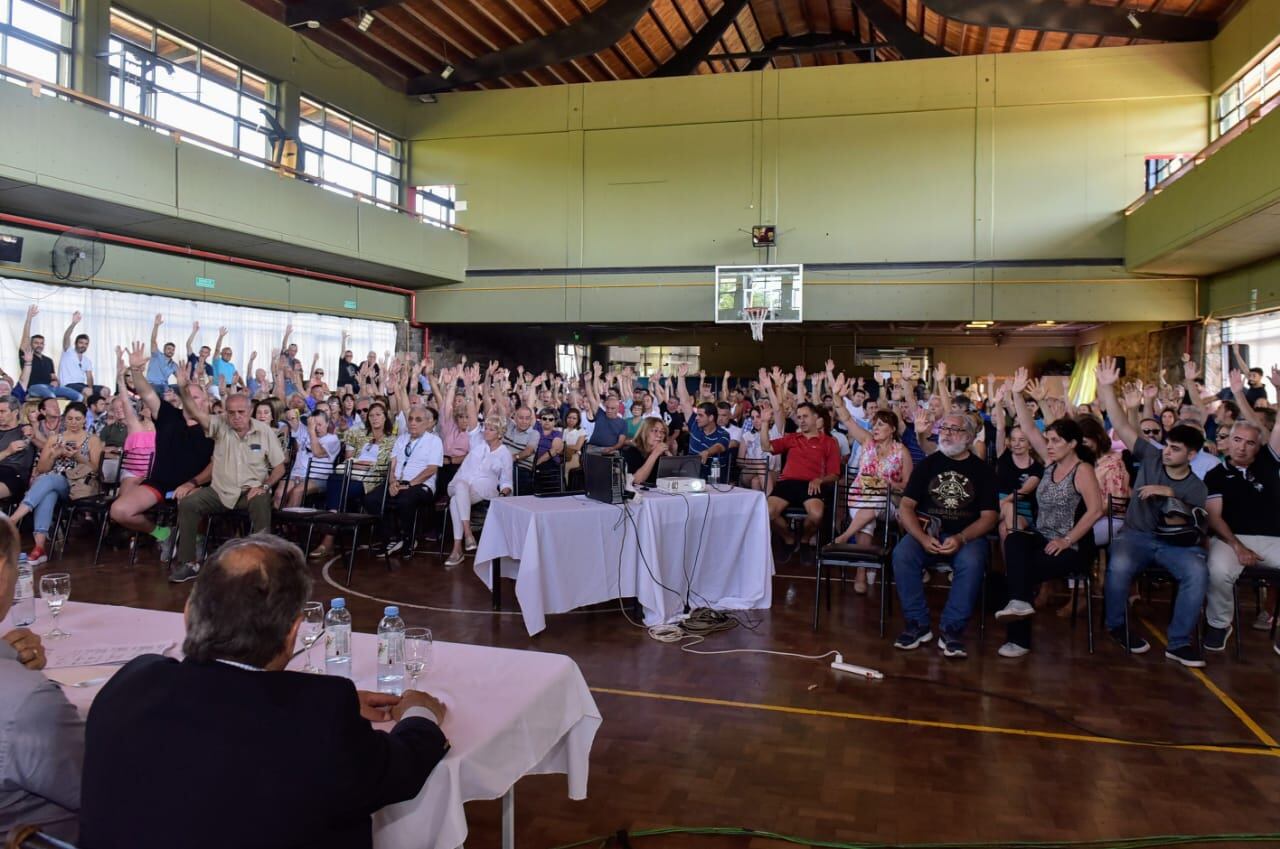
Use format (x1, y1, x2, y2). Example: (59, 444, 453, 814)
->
(1137, 615, 1280, 748)
(589, 686, 1279, 759)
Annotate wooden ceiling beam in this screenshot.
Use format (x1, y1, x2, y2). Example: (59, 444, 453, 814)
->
(525, 0, 621, 79)
(487, 0, 600, 81)
(852, 0, 945, 57)
(464, 0, 574, 83)
(403, 1, 553, 86)
(283, 0, 404, 27)
(920, 0, 1217, 41)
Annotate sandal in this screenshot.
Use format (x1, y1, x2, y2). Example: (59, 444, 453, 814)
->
(308, 545, 333, 560)
(444, 552, 466, 567)
(464, 538, 478, 552)
(854, 579, 868, 595)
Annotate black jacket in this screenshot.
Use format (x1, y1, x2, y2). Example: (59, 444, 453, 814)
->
(80, 655, 448, 849)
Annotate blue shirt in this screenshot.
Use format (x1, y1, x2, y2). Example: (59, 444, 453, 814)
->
(587, 413, 628, 448)
(688, 424, 730, 457)
(146, 351, 177, 387)
(211, 358, 236, 386)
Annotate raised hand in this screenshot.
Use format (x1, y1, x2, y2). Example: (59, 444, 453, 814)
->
(153, 314, 163, 326)
(128, 341, 148, 370)
(1094, 357, 1120, 387)
(71, 310, 82, 324)
(1026, 378, 1046, 401)
(831, 373, 849, 397)
(900, 359, 917, 383)
(932, 362, 947, 384)
(1270, 365, 1280, 390)
(1143, 383, 1158, 402)
(1181, 353, 1200, 383)
(824, 358, 835, 374)
(1011, 366, 1029, 394)
(191, 320, 200, 332)
(27, 304, 38, 318)
(758, 367, 769, 386)
(1229, 368, 1245, 394)
(794, 365, 806, 383)
(1122, 381, 1142, 409)
(677, 363, 689, 377)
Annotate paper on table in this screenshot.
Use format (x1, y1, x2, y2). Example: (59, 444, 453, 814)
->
(44, 665, 122, 687)
(45, 642, 174, 669)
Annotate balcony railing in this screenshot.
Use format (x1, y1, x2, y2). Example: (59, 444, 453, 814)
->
(0, 63, 466, 235)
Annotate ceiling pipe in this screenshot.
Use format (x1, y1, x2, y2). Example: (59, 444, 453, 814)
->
(0, 212, 421, 325)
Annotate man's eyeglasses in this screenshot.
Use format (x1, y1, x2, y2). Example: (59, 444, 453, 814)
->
(1141, 428, 1162, 437)
(937, 425, 969, 435)
(357, 407, 370, 413)
(539, 416, 557, 422)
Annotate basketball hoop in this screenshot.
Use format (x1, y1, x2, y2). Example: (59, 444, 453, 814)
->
(742, 306, 770, 342)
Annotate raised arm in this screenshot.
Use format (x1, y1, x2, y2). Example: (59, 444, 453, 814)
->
(175, 366, 210, 432)
(1180, 354, 1207, 415)
(676, 363, 694, 419)
(280, 322, 293, 358)
(19, 304, 37, 355)
(1095, 356, 1137, 450)
(1009, 368, 1050, 460)
(185, 321, 199, 359)
(150, 314, 163, 354)
(116, 348, 141, 432)
(1230, 369, 1266, 432)
(830, 374, 873, 444)
(62, 310, 81, 352)
(933, 362, 951, 416)
(993, 384, 1008, 458)
(127, 342, 161, 418)
(792, 365, 807, 404)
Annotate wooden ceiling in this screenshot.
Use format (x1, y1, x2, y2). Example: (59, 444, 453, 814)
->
(245, 0, 1238, 93)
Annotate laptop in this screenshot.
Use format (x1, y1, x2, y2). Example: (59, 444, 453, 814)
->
(655, 454, 703, 483)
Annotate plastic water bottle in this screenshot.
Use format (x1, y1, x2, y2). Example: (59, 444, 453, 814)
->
(324, 598, 352, 678)
(376, 606, 406, 695)
(11, 554, 34, 627)
(710, 457, 721, 485)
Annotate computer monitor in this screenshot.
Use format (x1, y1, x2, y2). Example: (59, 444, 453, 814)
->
(655, 454, 701, 482)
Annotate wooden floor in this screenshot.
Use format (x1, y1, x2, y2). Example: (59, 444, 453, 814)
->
(35, 527, 1280, 848)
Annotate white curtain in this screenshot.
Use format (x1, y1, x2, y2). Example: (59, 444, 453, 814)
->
(0, 277, 397, 387)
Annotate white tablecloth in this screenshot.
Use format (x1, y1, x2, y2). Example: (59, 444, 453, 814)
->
(24, 602, 602, 849)
(474, 487, 774, 635)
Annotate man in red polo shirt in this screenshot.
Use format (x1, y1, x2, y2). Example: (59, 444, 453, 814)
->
(759, 402, 841, 548)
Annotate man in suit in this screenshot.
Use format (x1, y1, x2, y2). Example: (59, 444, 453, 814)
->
(0, 514, 85, 843)
(80, 534, 449, 849)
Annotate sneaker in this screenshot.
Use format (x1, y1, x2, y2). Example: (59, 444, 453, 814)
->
(866, 571, 877, 586)
(994, 600, 1036, 621)
(1108, 627, 1150, 654)
(385, 539, 406, 556)
(464, 538, 478, 553)
(1165, 644, 1206, 668)
(26, 548, 47, 566)
(998, 641, 1030, 658)
(444, 552, 466, 567)
(1203, 623, 1232, 653)
(169, 561, 200, 584)
(893, 623, 933, 651)
(1252, 610, 1275, 631)
(1273, 640, 1280, 658)
(938, 633, 967, 659)
(157, 532, 175, 564)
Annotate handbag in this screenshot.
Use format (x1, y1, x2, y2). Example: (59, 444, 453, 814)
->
(1153, 497, 1206, 547)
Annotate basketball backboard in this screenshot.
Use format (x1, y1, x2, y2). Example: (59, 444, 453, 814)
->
(714, 264, 803, 324)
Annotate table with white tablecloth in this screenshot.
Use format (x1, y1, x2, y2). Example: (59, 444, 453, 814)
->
(28, 601, 601, 849)
(474, 486, 775, 635)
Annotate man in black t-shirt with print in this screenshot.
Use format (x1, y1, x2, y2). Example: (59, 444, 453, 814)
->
(109, 342, 214, 563)
(891, 412, 998, 659)
(1203, 419, 1280, 652)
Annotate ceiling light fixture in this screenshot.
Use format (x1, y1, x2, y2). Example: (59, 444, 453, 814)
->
(357, 10, 374, 31)
(1126, 11, 1141, 29)
(441, 65, 455, 79)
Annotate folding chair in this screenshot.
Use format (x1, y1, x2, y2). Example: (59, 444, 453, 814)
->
(814, 478, 894, 634)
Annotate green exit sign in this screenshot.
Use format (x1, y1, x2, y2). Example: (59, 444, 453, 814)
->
(195, 276, 215, 289)
(343, 299, 357, 310)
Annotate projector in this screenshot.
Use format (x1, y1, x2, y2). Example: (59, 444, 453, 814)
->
(657, 477, 706, 494)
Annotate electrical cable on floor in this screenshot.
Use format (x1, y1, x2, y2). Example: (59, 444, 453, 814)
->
(545, 827, 1280, 849)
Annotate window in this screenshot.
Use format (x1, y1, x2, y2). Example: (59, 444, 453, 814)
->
(1222, 310, 1280, 385)
(105, 8, 277, 164)
(1144, 155, 1192, 191)
(556, 343, 586, 378)
(0, 0, 74, 87)
(414, 185, 456, 228)
(1217, 40, 1280, 136)
(606, 346, 699, 376)
(299, 95, 402, 207)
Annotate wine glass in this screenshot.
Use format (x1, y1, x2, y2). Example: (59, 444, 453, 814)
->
(404, 628, 433, 689)
(298, 602, 325, 673)
(40, 573, 71, 640)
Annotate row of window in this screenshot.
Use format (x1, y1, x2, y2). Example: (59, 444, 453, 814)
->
(0, 3, 457, 226)
(1217, 40, 1280, 137)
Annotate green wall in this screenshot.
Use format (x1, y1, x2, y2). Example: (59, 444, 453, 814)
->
(1211, 0, 1280, 91)
(405, 43, 1211, 323)
(1205, 255, 1280, 319)
(0, 225, 408, 320)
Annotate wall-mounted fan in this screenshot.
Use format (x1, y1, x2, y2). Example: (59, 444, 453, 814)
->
(51, 228, 106, 282)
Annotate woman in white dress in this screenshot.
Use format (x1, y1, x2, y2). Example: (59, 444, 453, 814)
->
(445, 415, 514, 566)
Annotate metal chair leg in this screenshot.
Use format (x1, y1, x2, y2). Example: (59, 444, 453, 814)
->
(1085, 575, 1095, 654)
(812, 560, 823, 631)
(93, 514, 110, 566)
(1233, 583, 1244, 660)
(345, 527, 359, 585)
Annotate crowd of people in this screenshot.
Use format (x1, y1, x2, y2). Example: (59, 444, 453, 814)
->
(3, 298, 1280, 844)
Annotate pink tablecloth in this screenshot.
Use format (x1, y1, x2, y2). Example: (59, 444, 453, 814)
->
(22, 601, 601, 849)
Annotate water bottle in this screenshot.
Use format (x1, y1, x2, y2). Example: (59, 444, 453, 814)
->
(710, 457, 721, 485)
(376, 606, 406, 695)
(324, 598, 352, 678)
(11, 554, 34, 627)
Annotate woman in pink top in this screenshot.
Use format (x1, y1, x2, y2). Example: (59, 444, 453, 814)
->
(115, 348, 156, 491)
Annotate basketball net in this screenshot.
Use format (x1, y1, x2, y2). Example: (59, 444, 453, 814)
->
(743, 306, 769, 342)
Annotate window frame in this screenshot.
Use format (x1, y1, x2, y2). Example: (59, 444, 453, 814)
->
(412, 184, 457, 228)
(0, 0, 76, 88)
(1216, 40, 1280, 138)
(104, 5, 279, 166)
(298, 94, 403, 209)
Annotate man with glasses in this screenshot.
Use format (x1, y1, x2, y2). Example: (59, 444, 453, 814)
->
(503, 407, 539, 495)
(366, 407, 443, 556)
(171, 370, 286, 583)
(891, 413, 998, 659)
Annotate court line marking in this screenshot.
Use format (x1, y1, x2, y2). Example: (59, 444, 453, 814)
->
(589, 686, 1280, 759)
(1137, 615, 1279, 748)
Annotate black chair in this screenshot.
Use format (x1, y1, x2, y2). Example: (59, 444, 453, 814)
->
(6, 824, 79, 849)
(50, 450, 123, 563)
(278, 459, 390, 584)
(814, 479, 894, 634)
(532, 460, 565, 495)
(1008, 489, 1097, 654)
(1231, 565, 1280, 659)
(734, 456, 769, 490)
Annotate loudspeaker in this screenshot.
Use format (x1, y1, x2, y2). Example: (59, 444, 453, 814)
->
(0, 234, 22, 263)
(1113, 356, 1126, 376)
(1232, 344, 1251, 368)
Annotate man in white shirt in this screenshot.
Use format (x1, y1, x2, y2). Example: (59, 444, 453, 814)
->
(370, 407, 443, 556)
(58, 312, 99, 397)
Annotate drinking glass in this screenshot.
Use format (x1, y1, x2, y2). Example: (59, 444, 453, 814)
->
(404, 628, 433, 689)
(298, 602, 325, 673)
(40, 573, 71, 640)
